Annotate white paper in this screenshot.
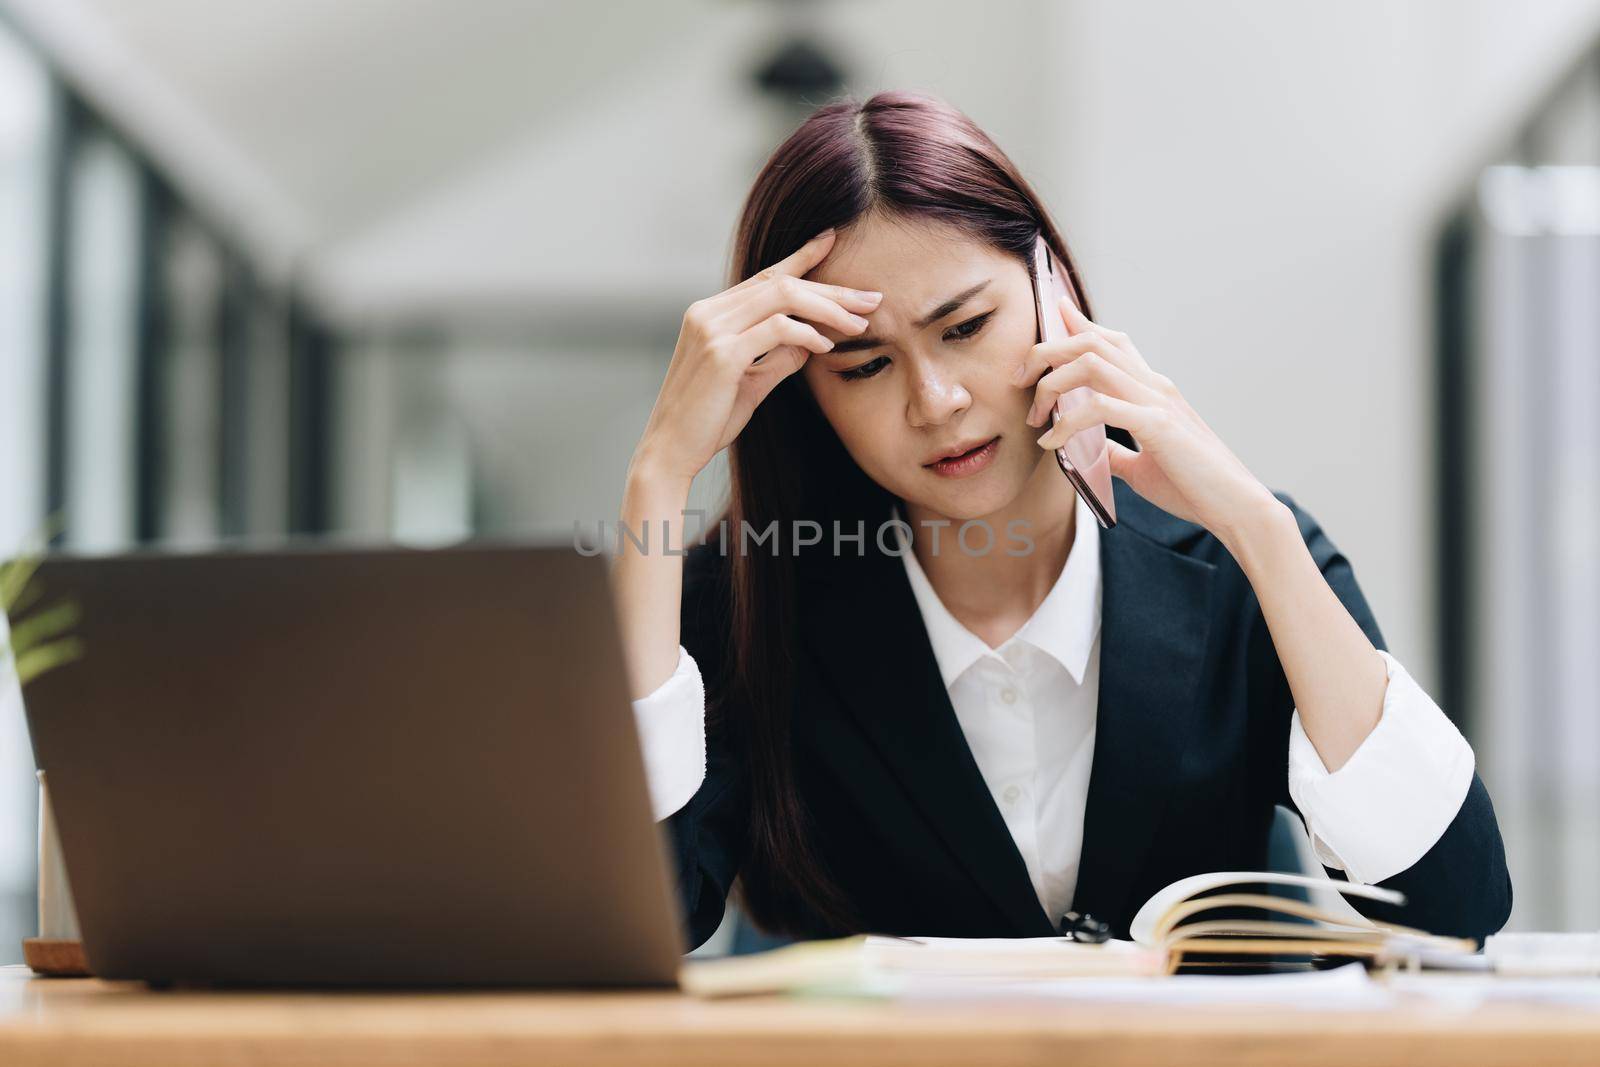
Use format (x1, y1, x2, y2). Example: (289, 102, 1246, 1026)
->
(1387, 972, 1600, 1009)
(861, 935, 1164, 979)
(896, 961, 1390, 1009)
(1484, 931, 1600, 976)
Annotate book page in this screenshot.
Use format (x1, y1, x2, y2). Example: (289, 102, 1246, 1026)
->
(1129, 871, 1404, 946)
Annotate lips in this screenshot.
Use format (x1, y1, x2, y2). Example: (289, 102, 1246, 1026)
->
(924, 436, 1001, 479)
(922, 436, 998, 467)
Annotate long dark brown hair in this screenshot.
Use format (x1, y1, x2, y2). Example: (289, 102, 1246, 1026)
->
(708, 90, 1118, 937)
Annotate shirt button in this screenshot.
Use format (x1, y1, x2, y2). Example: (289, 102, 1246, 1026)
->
(999, 687, 1018, 705)
(1003, 785, 1021, 803)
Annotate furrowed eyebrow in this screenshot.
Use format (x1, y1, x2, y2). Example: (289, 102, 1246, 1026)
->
(825, 279, 993, 354)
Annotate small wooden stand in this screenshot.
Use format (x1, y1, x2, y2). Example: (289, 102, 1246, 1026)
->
(21, 938, 90, 977)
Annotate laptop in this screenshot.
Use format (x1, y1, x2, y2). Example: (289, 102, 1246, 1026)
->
(21, 540, 686, 987)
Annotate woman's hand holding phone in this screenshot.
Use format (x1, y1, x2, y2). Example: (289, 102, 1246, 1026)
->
(1013, 293, 1278, 548)
(629, 228, 882, 489)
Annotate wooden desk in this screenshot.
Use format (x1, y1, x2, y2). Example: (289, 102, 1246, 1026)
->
(2, 965, 1597, 1067)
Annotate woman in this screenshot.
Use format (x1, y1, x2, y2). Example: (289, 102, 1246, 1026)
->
(613, 90, 1510, 950)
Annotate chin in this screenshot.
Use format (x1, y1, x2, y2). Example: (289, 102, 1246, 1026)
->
(914, 475, 1027, 523)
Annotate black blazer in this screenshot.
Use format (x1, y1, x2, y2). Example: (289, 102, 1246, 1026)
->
(665, 480, 1512, 950)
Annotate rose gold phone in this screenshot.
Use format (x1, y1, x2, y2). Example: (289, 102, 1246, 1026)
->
(1031, 235, 1116, 528)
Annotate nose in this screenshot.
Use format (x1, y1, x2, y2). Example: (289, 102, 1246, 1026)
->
(905, 359, 972, 429)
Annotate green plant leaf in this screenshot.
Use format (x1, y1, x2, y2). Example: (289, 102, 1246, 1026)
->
(8, 600, 81, 658)
(3, 512, 76, 690)
(6, 581, 43, 619)
(15, 637, 84, 687)
(0, 512, 65, 608)
(1, 546, 52, 615)
(0, 553, 44, 614)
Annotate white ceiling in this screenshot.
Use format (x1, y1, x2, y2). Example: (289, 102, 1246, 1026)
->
(4, 0, 1065, 322)
(75, 0, 713, 245)
(8, 0, 1075, 323)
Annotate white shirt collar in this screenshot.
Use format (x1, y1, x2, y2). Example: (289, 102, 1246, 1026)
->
(895, 492, 1102, 689)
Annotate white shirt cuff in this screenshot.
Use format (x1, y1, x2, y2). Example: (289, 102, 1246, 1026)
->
(1287, 648, 1475, 885)
(630, 644, 707, 820)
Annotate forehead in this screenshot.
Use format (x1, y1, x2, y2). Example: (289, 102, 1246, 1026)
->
(806, 212, 1013, 298)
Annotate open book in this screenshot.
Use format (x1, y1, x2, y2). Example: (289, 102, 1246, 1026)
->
(680, 872, 1479, 997)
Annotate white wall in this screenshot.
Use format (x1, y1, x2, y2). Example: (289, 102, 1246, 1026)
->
(1041, 0, 1600, 694)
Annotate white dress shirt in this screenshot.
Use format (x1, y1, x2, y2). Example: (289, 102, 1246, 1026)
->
(630, 491, 1478, 917)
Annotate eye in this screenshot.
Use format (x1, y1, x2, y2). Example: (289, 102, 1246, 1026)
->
(943, 311, 993, 342)
(837, 355, 890, 382)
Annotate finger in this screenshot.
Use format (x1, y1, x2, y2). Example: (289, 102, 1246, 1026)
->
(730, 313, 835, 368)
(1056, 291, 1098, 336)
(739, 344, 812, 416)
(748, 343, 809, 382)
(1010, 332, 1101, 388)
(1036, 390, 1156, 449)
(1015, 317, 1160, 397)
(1058, 294, 1149, 368)
(1105, 437, 1140, 477)
(725, 272, 881, 316)
(718, 276, 877, 336)
(787, 276, 883, 313)
(729, 228, 839, 295)
(1026, 348, 1162, 427)
(1014, 331, 1144, 396)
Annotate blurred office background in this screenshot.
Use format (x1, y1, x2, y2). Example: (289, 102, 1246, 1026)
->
(1, 0, 1599, 960)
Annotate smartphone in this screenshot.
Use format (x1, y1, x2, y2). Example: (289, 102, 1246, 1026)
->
(1031, 235, 1117, 528)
